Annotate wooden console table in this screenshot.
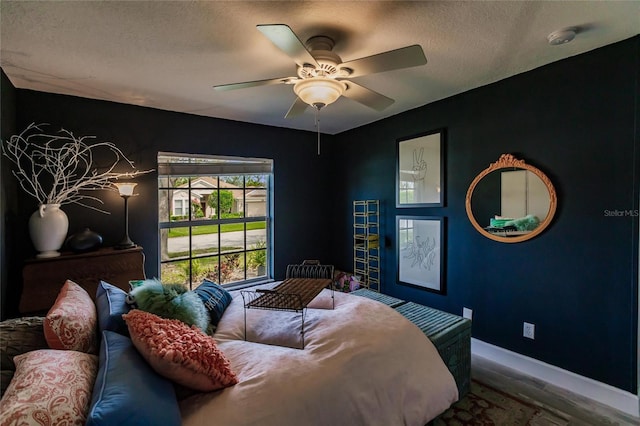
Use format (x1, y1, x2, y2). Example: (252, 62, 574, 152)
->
(20, 246, 145, 315)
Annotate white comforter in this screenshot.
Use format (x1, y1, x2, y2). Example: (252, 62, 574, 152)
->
(179, 287, 458, 426)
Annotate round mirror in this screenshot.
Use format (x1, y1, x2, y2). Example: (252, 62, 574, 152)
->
(465, 154, 557, 243)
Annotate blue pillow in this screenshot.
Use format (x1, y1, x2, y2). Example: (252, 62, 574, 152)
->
(95, 281, 131, 336)
(86, 331, 181, 426)
(193, 279, 232, 328)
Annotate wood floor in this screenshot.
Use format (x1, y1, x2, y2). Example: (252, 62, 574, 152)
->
(472, 354, 640, 425)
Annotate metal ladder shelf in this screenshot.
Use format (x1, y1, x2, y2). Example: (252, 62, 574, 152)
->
(353, 200, 380, 292)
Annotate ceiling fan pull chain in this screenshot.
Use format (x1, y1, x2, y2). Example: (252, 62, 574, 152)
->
(315, 107, 321, 156)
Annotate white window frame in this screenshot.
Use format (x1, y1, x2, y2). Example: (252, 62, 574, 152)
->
(158, 152, 273, 289)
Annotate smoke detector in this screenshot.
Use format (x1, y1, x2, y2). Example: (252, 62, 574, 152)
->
(547, 28, 577, 46)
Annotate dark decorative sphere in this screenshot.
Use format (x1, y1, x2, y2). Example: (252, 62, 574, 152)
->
(66, 228, 103, 252)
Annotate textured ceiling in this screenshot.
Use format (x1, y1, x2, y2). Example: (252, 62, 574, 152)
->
(1, 1, 638, 134)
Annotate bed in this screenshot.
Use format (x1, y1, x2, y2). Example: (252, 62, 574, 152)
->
(179, 285, 458, 426)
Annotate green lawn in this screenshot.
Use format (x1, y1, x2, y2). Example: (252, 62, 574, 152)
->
(167, 247, 241, 258)
(168, 221, 265, 238)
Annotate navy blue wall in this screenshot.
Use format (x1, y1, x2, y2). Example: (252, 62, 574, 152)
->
(4, 91, 333, 317)
(328, 37, 639, 393)
(1, 69, 18, 319)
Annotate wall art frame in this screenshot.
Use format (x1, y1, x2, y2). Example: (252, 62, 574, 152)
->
(396, 215, 446, 294)
(396, 129, 445, 207)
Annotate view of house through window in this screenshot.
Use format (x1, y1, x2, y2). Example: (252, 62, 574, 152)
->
(158, 153, 272, 289)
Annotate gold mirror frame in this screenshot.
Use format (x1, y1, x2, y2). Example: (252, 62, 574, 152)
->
(465, 154, 557, 243)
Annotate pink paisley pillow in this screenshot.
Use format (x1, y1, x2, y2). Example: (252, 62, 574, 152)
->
(0, 349, 98, 426)
(44, 280, 98, 354)
(123, 309, 238, 392)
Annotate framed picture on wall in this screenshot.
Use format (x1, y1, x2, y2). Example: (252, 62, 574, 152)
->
(396, 129, 445, 207)
(396, 216, 445, 294)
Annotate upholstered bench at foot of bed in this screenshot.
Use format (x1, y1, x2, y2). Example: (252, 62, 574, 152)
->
(394, 302, 471, 398)
(350, 288, 406, 308)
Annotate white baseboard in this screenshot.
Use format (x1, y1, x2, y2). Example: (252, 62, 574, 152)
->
(471, 338, 640, 418)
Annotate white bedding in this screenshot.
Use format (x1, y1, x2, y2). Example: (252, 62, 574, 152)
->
(179, 287, 458, 426)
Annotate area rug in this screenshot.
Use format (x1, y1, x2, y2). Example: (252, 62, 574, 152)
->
(431, 379, 568, 425)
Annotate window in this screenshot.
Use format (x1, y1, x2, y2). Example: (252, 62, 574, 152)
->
(158, 153, 272, 289)
(398, 218, 414, 248)
(173, 199, 185, 217)
(399, 181, 415, 204)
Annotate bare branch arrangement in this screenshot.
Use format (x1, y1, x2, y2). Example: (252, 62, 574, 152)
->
(2, 123, 151, 213)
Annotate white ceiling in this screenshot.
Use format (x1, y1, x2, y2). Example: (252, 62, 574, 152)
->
(1, 1, 638, 135)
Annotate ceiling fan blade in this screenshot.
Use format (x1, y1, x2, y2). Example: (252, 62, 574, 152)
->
(213, 77, 293, 91)
(340, 45, 427, 78)
(342, 81, 394, 111)
(257, 24, 319, 68)
(285, 97, 308, 118)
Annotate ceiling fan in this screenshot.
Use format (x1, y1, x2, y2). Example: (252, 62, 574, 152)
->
(214, 24, 428, 118)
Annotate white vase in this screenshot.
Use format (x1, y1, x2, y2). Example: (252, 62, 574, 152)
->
(29, 204, 69, 258)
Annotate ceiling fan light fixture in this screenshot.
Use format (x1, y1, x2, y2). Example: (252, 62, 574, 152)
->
(294, 77, 345, 109)
(547, 28, 577, 46)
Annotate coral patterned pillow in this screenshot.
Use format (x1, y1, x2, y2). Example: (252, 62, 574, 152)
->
(122, 309, 238, 392)
(0, 349, 98, 425)
(44, 280, 98, 354)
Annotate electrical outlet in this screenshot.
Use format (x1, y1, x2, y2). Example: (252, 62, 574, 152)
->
(523, 322, 535, 339)
(463, 307, 473, 320)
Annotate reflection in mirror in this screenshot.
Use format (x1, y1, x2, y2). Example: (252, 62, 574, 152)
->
(501, 170, 548, 219)
(473, 170, 549, 235)
(465, 154, 557, 243)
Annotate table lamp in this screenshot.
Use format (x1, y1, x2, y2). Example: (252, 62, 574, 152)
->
(114, 182, 137, 249)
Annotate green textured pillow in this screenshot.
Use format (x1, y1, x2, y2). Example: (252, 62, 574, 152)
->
(504, 214, 541, 231)
(127, 279, 209, 332)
